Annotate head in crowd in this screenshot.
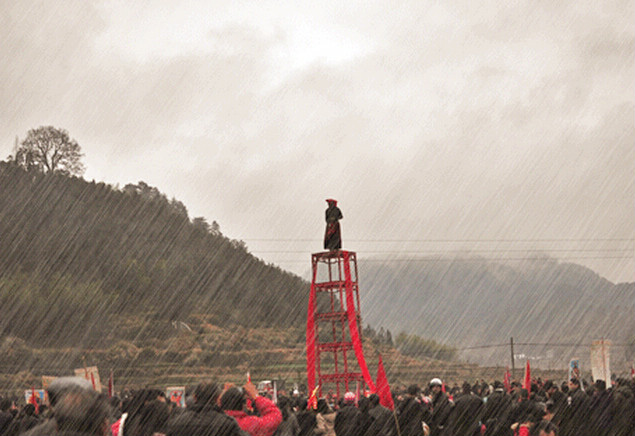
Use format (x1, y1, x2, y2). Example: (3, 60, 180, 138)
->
(531, 383, 539, 395)
(493, 380, 504, 392)
(0, 398, 13, 412)
(296, 397, 308, 411)
(594, 379, 606, 392)
(47, 376, 93, 407)
(39, 404, 49, 417)
(277, 396, 292, 420)
(194, 383, 222, 408)
(368, 394, 380, 408)
(124, 399, 170, 436)
(560, 381, 568, 394)
(123, 389, 170, 436)
(316, 398, 332, 415)
(23, 404, 36, 417)
(480, 380, 490, 396)
(407, 384, 421, 397)
(54, 388, 110, 436)
(515, 399, 544, 427)
(461, 381, 472, 395)
(183, 385, 196, 408)
(544, 400, 556, 421)
(220, 387, 245, 411)
(543, 380, 555, 392)
(123, 389, 165, 415)
(534, 420, 558, 436)
(429, 378, 443, 395)
(615, 377, 630, 388)
(358, 396, 370, 413)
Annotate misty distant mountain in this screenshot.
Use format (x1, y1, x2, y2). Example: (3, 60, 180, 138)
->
(359, 256, 635, 368)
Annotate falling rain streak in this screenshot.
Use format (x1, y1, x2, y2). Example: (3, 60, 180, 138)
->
(0, 1, 633, 435)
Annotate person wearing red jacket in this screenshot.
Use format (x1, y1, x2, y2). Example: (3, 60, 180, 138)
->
(221, 382, 282, 436)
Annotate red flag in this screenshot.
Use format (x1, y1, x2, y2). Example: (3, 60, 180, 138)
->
(523, 360, 531, 399)
(307, 385, 319, 410)
(108, 369, 114, 398)
(29, 387, 39, 415)
(90, 372, 96, 390)
(631, 364, 634, 380)
(375, 355, 394, 410)
(442, 381, 446, 394)
(504, 367, 512, 393)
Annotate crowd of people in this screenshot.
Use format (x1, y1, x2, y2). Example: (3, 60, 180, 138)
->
(0, 375, 634, 436)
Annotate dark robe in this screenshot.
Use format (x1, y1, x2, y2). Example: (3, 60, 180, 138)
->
(482, 390, 512, 436)
(445, 393, 483, 436)
(559, 387, 591, 436)
(323, 206, 343, 250)
(396, 396, 430, 436)
(333, 405, 360, 436)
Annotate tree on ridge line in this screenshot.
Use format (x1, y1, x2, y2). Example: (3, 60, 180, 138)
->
(10, 126, 85, 176)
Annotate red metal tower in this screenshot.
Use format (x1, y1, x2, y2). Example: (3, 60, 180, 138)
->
(306, 250, 375, 398)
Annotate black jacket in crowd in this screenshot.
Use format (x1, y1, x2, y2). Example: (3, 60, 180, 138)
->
(396, 396, 430, 436)
(481, 390, 512, 436)
(429, 392, 452, 436)
(588, 389, 613, 436)
(166, 403, 245, 436)
(611, 384, 635, 436)
(560, 387, 590, 436)
(333, 404, 361, 436)
(444, 393, 483, 436)
(364, 404, 393, 436)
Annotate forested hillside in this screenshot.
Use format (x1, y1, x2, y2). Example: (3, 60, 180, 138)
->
(0, 162, 312, 347)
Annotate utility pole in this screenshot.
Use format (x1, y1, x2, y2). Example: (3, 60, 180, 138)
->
(510, 337, 515, 379)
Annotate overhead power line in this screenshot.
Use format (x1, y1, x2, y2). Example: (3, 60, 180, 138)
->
(260, 256, 634, 264)
(458, 342, 633, 351)
(251, 249, 634, 254)
(242, 238, 635, 243)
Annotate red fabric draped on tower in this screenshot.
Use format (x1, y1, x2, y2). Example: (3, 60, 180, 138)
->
(343, 252, 375, 391)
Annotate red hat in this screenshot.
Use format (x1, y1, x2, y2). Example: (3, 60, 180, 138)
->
(325, 198, 337, 205)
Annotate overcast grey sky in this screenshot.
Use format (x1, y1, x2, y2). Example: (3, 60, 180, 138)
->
(2, 0, 633, 283)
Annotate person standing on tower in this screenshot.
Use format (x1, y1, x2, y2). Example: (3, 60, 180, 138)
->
(323, 199, 343, 251)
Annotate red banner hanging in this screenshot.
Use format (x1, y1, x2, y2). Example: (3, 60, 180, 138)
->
(343, 252, 376, 391)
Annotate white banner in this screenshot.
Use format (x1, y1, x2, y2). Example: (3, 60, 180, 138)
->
(590, 339, 611, 383)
